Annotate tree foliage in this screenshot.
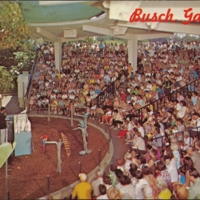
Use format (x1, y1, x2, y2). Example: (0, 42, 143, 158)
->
(0, 2, 35, 94)
(83, 37, 95, 45)
(96, 36, 127, 44)
(0, 2, 30, 50)
(0, 67, 16, 94)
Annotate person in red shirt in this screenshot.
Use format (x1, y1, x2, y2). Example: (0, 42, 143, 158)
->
(120, 91, 127, 102)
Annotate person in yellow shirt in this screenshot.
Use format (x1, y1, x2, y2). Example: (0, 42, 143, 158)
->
(56, 72, 61, 79)
(128, 63, 133, 77)
(104, 65, 110, 70)
(50, 99, 58, 114)
(71, 173, 92, 200)
(90, 77, 95, 84)
(156, 176, 172, 200)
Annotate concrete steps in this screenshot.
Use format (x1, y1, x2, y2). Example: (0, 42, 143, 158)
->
(4, 86, 18, 96)
(5, 96, 23, 115)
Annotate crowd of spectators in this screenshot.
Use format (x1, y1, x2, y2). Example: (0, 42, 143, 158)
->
(30, 41, 129, 116)
(31, 40, 200, 199)
(71, 142, 200, 199)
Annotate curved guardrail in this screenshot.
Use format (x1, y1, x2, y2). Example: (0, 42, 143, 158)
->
(27, 114, 114, 199)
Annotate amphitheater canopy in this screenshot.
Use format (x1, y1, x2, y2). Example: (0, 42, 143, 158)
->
(19, 1, 200, 70)
(19, 1, 103, 24)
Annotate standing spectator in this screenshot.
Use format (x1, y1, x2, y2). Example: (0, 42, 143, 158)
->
(96, 184, 108, 199)
(172, 183, 188, 200)
(91, 168, 104, 198)
(156, 160, 171, 188)
(156, 176, 172, 200)
(187, 145, 200, 174)
(103, 175, 112, 190)
(71, 173, 92, 200)
(142, 166, 160, 199)
(171, 143, 181, 169)
(108, 164, 118, 187)
(182, 156, 194, 187)
(164, 155, 179, 183)
(147, 148, 157, 176)
(107, 186, 122, 200)
(118, 175, 135, 199)
(0, 107, 7, 144)
(187, 167, 200, 199)
(135, 170, 151, 199)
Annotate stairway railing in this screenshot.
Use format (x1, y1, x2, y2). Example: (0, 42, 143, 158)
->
(95, 70, 128, 107)
(25, 53, 38, 109)
(149, 125, 200, 148)
(136, 76, 200, 122)
(26, 55, 38, 98)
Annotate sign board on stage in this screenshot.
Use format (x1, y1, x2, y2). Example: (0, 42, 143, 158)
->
(13, 113, 32, 156)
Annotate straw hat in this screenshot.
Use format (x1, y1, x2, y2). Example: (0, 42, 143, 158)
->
(79, 173, 87, 182)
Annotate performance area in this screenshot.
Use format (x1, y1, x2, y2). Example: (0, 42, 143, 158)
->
(0, 117, 110, 199)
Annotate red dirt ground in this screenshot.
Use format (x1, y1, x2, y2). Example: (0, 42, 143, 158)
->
(0, 117, 108, 199)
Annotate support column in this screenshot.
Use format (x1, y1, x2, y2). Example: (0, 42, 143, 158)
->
(128, 38, 137, 72)
(54, 38, 62, 71)
(17, 74, 29, 109)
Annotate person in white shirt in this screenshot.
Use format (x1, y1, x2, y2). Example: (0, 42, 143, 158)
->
(137, 122, 145, 138)
(123, 152, 132, 176)
(176, 100, 187, 119)
(135, 170, 151, 199)
(103, 175, 112, 191)
(96, 184, 109, 200)
(91, 169, 104, 197)
(181, 131, 193, 151)
(125, 120, 134, 140)
(175, 100, 181, 113)
(114, 43, 119, 54)
(131, 129, 146, 153)
(118, 175, 135, 199)
(145, 81, 153, 91)
(164, 155, 179, 183)
(176, 73, 183, 82)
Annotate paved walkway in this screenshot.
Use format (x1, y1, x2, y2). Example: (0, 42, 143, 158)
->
(87, 118, 129, 171)
(3, 95, 23, 115)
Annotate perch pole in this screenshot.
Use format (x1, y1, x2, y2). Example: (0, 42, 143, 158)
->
(45, 139, 63, 173)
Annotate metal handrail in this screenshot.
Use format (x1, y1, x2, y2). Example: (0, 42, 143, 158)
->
(149, 125, 200, 148)
(24, 53, 39, 110)
(136, 76, 200, 122)
(95, 70, 128, 107)
(25, 54, 38, 99)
